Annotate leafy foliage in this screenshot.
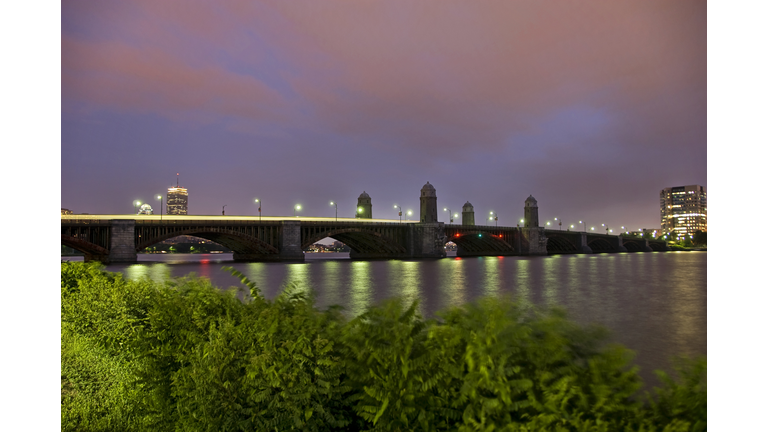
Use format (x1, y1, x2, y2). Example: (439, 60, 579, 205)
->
(61, 262, 706, 431)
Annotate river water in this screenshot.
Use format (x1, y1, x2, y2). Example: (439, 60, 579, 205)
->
(64, 251, 706, 389)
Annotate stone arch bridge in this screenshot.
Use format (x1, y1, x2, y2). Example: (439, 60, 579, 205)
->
(61, 215, 667, 264)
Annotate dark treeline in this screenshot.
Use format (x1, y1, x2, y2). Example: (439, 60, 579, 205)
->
(61, 262, 705, 431)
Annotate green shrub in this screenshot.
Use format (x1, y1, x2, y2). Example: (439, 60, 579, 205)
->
(61, 262, 706, 431)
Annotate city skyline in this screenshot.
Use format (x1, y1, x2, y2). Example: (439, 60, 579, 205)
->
(61, 1, 706, 232)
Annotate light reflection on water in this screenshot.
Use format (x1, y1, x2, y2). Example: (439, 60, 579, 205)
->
(101, 251, 706, 389)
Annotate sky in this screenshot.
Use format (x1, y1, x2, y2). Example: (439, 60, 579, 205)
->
(60, 0, 706, 231)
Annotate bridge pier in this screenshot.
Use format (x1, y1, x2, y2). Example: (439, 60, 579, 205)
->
(574, 232, 593, 254)
(611, 236, 629, 253)
(278, 220, 305, 261)
(108, 220, 137, 263)
(520, 227, 548, 256)
(410, 222, 447, 258)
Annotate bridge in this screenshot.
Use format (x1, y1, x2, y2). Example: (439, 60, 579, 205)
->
(61, 183, 667, 263)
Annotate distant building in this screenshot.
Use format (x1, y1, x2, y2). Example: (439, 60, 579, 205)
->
(167, 174, 188, 215)
(61, 208, 72, 215)
(660, 185, 707, 236)
(138, 204, 154, 215)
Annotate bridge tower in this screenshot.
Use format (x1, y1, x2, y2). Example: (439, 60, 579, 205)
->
(356, 191, 372, 219)
(420, 182, 438, 223)
(462, 201, 475, 226)
(524, 195, 539, 227)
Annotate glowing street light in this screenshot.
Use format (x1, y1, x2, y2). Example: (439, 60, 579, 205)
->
(330, 201, 337, 221)
(295, 204, 302, 217)
(555, 217, 562, 230)
(134, 200, 141, 215)
(580, 221, 586, 232)
(156, 195, 163, 220)
(490, 211, 498, 227)
(394, 205, 402, 222)
(406, 210, 412, 221)
(444, 208, 453, 223)
(255, 199, 262, 221)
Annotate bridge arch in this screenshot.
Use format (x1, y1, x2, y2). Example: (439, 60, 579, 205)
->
(544, 234, 579, 254)
(587, 238, 616, 253)
(137, 228, 279, 256)
(302, 228, 406, 255)
(620, 239, 645, 252)
(449, 232, 516, 255)
(61, 235, 109, 262)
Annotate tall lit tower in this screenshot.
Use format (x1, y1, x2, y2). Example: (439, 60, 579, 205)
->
(166, 173, 188, 215)
(462, 201, 475, 226)
(524, 195, 539, 228)
(420, 181, 438, 223)
(356, 191, 372, 218)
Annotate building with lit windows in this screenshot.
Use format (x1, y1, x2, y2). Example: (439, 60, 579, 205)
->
(660, 185, 706, 237)
(167, 175, 188, 215)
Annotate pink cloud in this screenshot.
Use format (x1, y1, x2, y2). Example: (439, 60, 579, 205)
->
(62, 35, 288, 123)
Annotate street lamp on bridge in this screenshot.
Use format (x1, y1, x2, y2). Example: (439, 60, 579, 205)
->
(555, 217, 562, 230)
(222, 205, 227, 216)
(489, 211, 498, 227)
(295, 204, 302, 217)
(255, 199, 261, 221)
(394, 205, 402, 222)
(580, 221, 586, 232)
(330, 201, 337, 221)
(406, 210, 412, 221)
(156, 195, 163, 220)
(444, 208, 454, 223)
(134, 200, 141, 215)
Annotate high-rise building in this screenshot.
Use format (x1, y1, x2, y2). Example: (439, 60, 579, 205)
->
(167, 173, 188, 215)
(660, 185, 706, 236)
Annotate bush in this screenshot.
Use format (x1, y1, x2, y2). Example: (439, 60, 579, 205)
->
(61, 262, 706, 431)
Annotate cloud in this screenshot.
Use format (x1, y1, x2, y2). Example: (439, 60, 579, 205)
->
(61, 35, 289, 124)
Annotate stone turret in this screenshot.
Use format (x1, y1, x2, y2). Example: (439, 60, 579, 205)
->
(462, 201, 475, 226)
(419, 182, 438, 223)
(356, 191, 372, 219)
(524, 195, 539, 228)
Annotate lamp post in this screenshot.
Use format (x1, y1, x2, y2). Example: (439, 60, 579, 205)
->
(295, 204, 302, 217)
(222, 205, 227, 216)
(330, 201, 337, 221)
(555, 217, 562, 230)
(406, 210, 412, 221)
(580, 221, 586, 232)
(394, 205, 402, 223)
(156, 196, 163, 220)
(444, 208, 453, 223)
(489, 211, 498, 227)
(134, 200, 141, 215)
(255, 199, 261, 222)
